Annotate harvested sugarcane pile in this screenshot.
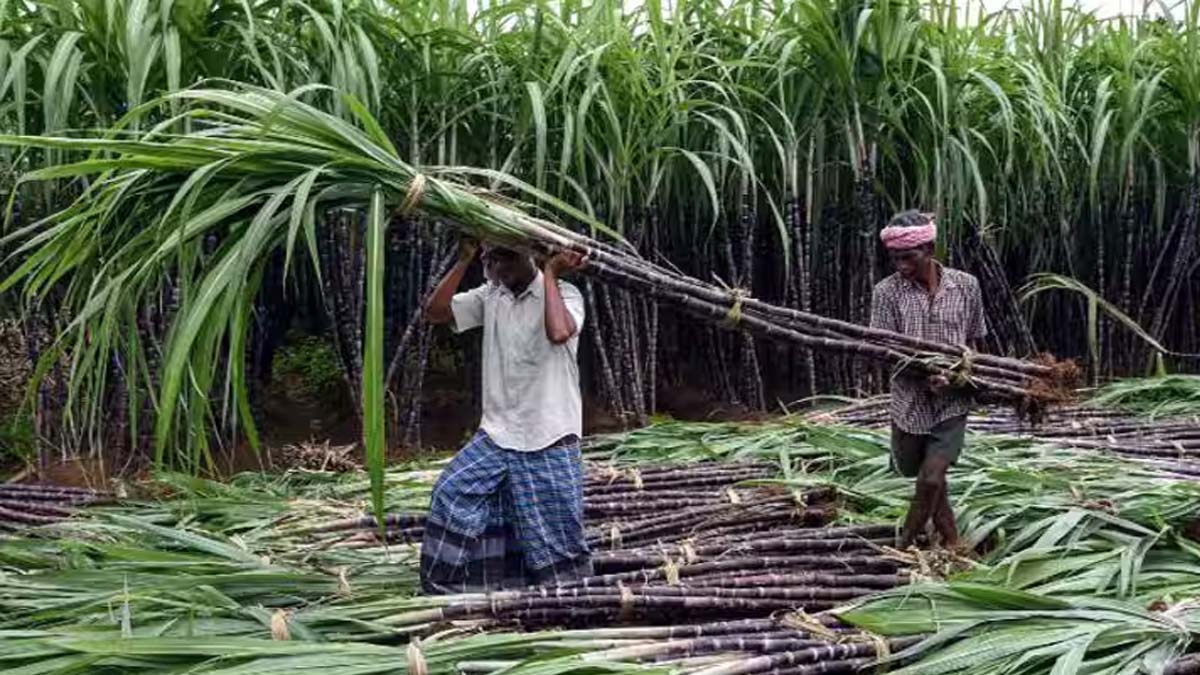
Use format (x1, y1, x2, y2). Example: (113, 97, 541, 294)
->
(9, 407, 1200, 674)
(0, 461, 924, 675)
(365, 529, 913, 637)
(382, 554, 907, 629)
(0, 483, 111, 531)
(290, 461, 778, 547)
(815, 382, 1200, 476)
(286, 460, 910, 631)
(418, 617, 926, 675)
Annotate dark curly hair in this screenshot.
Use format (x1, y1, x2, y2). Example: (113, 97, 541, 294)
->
(886, 209, 934, 228)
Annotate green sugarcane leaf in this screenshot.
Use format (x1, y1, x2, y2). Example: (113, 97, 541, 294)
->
(948, 582, 1073, 610)
(363, 187, 388, 532)
(1048, 630, 1099, 675)
(886, 625, 1084, 675)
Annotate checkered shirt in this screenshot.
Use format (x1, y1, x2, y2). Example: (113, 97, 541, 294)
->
(869, 265, 987, 434)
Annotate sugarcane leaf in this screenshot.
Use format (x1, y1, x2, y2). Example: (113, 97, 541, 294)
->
(886, 625, 1083, 675)
(667, 147, 719, 228)
(1033, 509, 1090, 550)
(340, 92, 395, 159)
(363, 187, 388, 531)
(1018, 274, 1174, 356)
(99, 515, 262, 564)
(1048, 630, 1098, 675)
(948, 582, 1072, 610)
(284, 164, 327, 281)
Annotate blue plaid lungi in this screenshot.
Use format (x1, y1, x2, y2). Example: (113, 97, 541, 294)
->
(419, 430, 593, 594)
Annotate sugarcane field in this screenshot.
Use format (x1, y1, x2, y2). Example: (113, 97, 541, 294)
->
(6, 0, 1200, 673)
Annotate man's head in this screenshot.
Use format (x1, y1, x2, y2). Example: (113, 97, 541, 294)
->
(887, 242, 935, 280)
(481, 245, 536, 291)
(881, 210, 937, 281)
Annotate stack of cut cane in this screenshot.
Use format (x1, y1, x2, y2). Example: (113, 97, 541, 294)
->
(304, 461, 911, 635)
(0, 483, 111, 532)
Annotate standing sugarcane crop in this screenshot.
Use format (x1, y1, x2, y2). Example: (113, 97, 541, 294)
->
(421, 239, 592, 593)
(869, 211, 988, 550)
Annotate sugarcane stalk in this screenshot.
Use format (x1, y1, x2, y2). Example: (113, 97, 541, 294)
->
(0, 505, 64, 525)
(585, 262, 1037, 400)
(757, 656, 878, 675)
(0, 499, 77, 516)
(384, 593, 841, 626)
(690, 636, 922, 675)
(554, 554, 904, 590)
(584, 636, 832, 662)
(511, 215, 1057, 382)
(593, 539, 888, 568)
(683, 572, 908, 589)
(294, 511, 428, 535)
(544, 619, 792, 640)
(532, 584, 883, 601)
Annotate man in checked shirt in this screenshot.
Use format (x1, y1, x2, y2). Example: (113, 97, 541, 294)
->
(870, 210, 987, 550)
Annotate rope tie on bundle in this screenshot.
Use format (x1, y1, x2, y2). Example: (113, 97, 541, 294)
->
(336, 566, 352, 597)
(680, 539, 699, 564)
(791, 489, 808, 510)
(601, 464, 622, 484)
(1157, 599, 1199, 635)
(782, 610, 839, 641)
(398, 174, 427, 217)
(722, 288, 750, 328)
(842, 630, 892, 671)
(951, 346, 975, 387)
(661, 554, 681, 585)
(617, 581, 636, 619)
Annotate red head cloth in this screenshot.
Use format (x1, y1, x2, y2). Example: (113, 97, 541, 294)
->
(879, 218, 936, 250)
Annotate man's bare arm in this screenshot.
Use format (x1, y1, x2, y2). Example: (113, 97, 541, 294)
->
(425, 240, 478, 324)
(543, 250, 587, 344)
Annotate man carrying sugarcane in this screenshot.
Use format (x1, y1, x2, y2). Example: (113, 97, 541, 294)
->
(420, 239, 592, 593)
(870, 210, 987, 550)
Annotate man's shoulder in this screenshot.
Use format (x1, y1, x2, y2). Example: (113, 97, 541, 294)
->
(555, 278, 583, 296)
(459, 281, 500, 301)
(942, 267, 980, 289)
(873, 273, 904, 294)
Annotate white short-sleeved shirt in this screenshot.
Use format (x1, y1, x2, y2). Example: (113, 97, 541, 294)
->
(450, 271, 585, 451)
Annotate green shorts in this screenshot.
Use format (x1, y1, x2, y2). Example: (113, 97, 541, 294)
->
(890, 415, 967, 477)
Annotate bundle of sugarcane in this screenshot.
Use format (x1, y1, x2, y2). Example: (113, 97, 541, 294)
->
(823, 376, 1199, 431)
(280, 461, 908, 630)
(820, 397, 1162, 435)
(288, 461, 793, 549)
(815, 394, 1200, 475)
(526, 235, 1078, 411)
(585, 489, 833, 552)
(376, 492, 902, 629)
(0, 483, 113, 531)
(374, 531, 910, 631)
(1, 85, 1077, 421)
(423, 616, 926, 675)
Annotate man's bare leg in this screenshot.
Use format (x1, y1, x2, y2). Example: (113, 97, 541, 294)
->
(900, 455, 952, 548)
(932, 485, 959, 548)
